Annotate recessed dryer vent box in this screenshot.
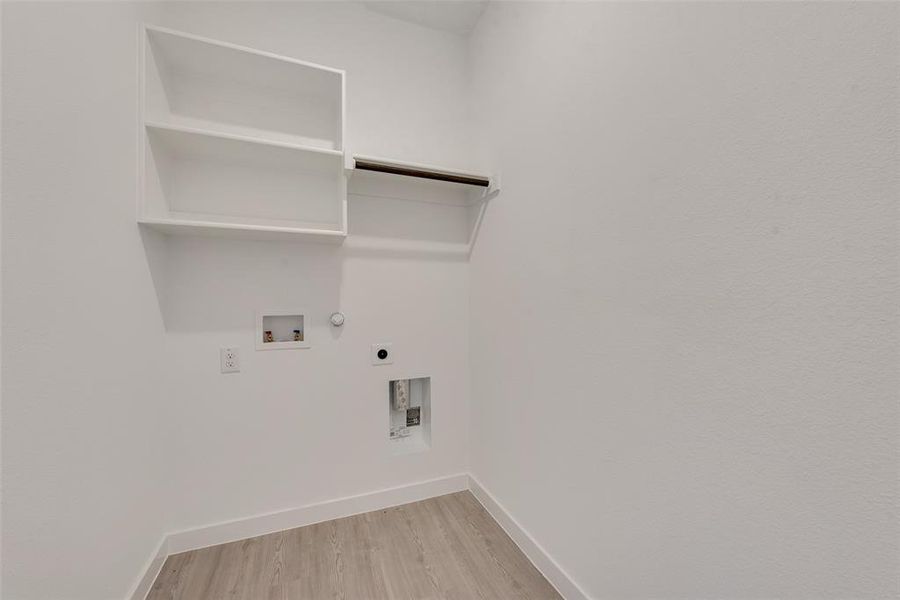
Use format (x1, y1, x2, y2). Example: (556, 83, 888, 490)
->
(388, 377, 431, 455)
(256, 310, 310, 350)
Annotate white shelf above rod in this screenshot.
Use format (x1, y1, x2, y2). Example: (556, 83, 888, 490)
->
(353, 155, 490, 188)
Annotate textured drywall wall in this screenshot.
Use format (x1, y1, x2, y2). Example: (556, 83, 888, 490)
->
(4, 2, 897, 598)
(468, 2, 899, 598)
(146, 1, 475, 535)
(2, 2, 476, 597)
(1, 3, 170, 598)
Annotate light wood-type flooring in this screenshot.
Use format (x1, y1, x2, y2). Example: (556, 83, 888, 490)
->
(147, 491, 562, 600)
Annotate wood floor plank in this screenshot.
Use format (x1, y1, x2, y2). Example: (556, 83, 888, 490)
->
(367, 505, 441, 600)
(441, 493, 561, 600)
(175, 545, 229, 599)
(336, 513, 391, 600)
(402, 496, 490, 600)
(232, 531, 284, 599)
(148, 491, 561, 600)
(282, 519, 343, 598)
(148, 551, 193, 600)
(430, 494, 529, 600)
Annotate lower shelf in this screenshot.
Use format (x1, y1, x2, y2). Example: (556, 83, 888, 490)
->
(138, 218, 347, 243)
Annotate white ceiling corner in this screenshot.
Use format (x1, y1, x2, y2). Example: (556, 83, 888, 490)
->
(363, 1, 488, 37)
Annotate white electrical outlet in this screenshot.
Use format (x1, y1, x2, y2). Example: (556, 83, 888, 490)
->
(220, 347, 240, 373)
(371, 343, 393, 365)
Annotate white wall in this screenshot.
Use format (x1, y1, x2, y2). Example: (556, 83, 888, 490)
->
(2, 3, 170, 599)
(153, 1, 473, 535)
(158, 1, 476, 170)
(5, 2, 898, 599)
(1, 4, 5, 594)
(3, 2, 474, 598)
(161, 235, 470, 533)
(468, 2, 899, 599)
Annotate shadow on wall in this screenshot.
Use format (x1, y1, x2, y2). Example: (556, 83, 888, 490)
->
(348, 170, 480, 243)
(140, 225, 171, 326)
(136, 178, 484, 332)
(343, 170, 495, 260)
(140, 232, 343, 333)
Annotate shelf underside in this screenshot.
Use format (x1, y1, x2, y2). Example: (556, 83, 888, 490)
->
(139, 218, 346, 243)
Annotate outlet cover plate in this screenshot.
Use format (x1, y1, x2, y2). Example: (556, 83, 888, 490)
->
(220, 347, 240, 373)
(371, 343, 393, 365)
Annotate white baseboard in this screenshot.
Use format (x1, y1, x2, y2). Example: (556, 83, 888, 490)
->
(128, 472, 586, 600)
(467, 474, 590, 600)
(128, 536, 168, 600)
(166, 473, 468, 555)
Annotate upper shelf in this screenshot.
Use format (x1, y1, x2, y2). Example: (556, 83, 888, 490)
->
(144, 120, 344, 162)
(139, 25, 348, 242)
(143, 25, 345, 151)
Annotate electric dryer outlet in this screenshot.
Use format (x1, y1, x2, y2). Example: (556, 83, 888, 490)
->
(371, 343, 393, 365)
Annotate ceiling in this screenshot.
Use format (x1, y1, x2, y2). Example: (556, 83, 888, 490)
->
(364, 1, 488, 36)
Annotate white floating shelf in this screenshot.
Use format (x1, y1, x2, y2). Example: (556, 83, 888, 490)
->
(348, 154, 496, 209)
(139, 25, 347, 241)
(145, 120, 344, 160)
(143, 113, 338, 151)
(346, 155, 497, 256)
(343, 235, 470, 257)
(142, 124, 346, 234)
(137, 218, 346, 243)
(137, 26, 494, 250)
(143, 25, 344, 150)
